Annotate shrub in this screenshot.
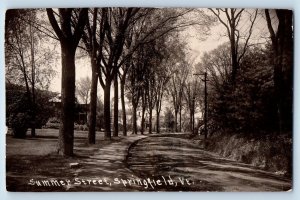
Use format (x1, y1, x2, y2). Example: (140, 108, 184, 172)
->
(74, 124, 88, 131)
(47, 117, 60, 124)
(205, 132, 292, 176)
(6, 83, 56, 132)
(8, 113, 31, 138)
(44, 122, 60, 129)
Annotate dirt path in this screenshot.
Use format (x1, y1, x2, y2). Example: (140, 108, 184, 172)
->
(126, 133, 292, 191)
(68, 134, 148, 191)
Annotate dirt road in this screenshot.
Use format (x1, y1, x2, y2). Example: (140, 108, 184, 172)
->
(6, 130, 292, 192)
(126, 133, 292, 191)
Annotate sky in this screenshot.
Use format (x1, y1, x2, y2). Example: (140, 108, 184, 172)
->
(48, 8, 271, 99)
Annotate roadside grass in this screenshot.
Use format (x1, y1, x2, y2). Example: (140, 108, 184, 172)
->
(6, 129, 105, 156)
(203, 132, 292, 177)
(6, 128, 119, 191)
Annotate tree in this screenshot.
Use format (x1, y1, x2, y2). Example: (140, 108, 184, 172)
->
(127, 39, 167, 135)
(149, 36, 181, 134)
(154, 64, 172, 134)
(197, 43, 232, 93)
(81, 8, 150, 139)
(209, 9, 258, 82)
(47, 8, 88, 156)
(167, 57, 189, 132)
(159, 37, 190, 134)
(5, 9, 56, 137)
(144, 43, 163, 134)
(126, 49, 144, 134)
(265, 9, 293, 133)
(137, 43, 155, 135)
(184, 75, 201, 134)
(96, 97, 105, 131)
(119, 60, 131, 136)
(6, 83, 56, 138)
(199, 42, 279, 135)
(98, 8, 206, 138)
(169, 67, 188, 132)
(118, 8, 214, 136)
(80, 8, 212, 138)
(80, 8, 101, 143)
(164, 107, 175, 132)
(146, 67, 156, 134)
(81, 8, 142, 139)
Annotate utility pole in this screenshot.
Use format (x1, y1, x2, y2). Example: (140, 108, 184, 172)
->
(194, 72, 208, 139)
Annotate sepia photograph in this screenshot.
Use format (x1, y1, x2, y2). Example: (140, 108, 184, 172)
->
(5, 8, 293, 192)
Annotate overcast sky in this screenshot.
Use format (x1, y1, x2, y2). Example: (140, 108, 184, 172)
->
(48, 8, 271, 96)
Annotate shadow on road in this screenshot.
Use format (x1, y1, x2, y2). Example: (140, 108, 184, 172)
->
(126, 134, 292, 191)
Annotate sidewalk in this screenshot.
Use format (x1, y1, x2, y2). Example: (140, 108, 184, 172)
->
(68, 134, 148, 191)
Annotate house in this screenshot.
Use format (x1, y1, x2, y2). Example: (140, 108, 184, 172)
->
(49, 95, 89, 124)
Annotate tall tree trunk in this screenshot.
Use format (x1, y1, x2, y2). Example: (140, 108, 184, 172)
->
(88, 60, 98, 144)
(230, 38, 238, 83)
(30, 91, 36, 137)
(120, 80, 127, 136)
(58, 46, 76, 156)
(174, 110, 178, 132)
(276, 10, 293, 133)
(113, 73, 119, 137)
(265, 9, 293, 134)
(179, 105, 182, 132)
(31, 119, 36, 137)
(149, 109, 153, 134)
(190, 111, 193, 133)
(140, 93, 146, 135)
(156, 109, 160, 134)
(281, 10, 293, 132)
(141, 104, 146, 135)
(192, 110, 195, 134)
(47, 8, 88, 156)
(30, 23, 36, 137)
(132, 105, 138, 134)
(103, 82, 112, 140)
(31, 95, 36, 137)
(85, 99, 88, 124)
(31, 103, 36, 137)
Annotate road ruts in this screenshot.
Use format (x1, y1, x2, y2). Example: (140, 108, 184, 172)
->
(126, 133, 292, 192)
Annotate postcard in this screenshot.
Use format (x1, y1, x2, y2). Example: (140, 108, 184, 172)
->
(5, 8, 293, 192)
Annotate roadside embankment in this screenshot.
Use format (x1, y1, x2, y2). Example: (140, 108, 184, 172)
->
(204, 132, 292, 177)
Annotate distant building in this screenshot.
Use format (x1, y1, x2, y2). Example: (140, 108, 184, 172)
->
(49, 95, 89, 124)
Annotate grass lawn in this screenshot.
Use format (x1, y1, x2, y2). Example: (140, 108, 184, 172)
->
(6, 129, 105, 156)
(6, 128, 118, 191)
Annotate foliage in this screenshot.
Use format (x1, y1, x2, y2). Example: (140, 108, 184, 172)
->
(8, 113, 32, 138)
(209, 9, 258, 82)
(6, 91, 31, 138)
(265, 9, 293, 133)
(96, 98, 104, 131)
(5, 9, 57, 137)
(76, 77, 91, 104)
(34, 91, 57, 128)
(206, 132, 292, 175)
(5, 9, 57, 90)
(201, 43, 281, 135)
(44, 122, 60, 129)
(6, 83, 56, 137)
(164, 107, 175, 132)
(74, 124, 88, 131)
